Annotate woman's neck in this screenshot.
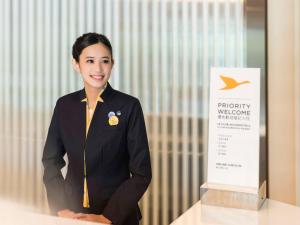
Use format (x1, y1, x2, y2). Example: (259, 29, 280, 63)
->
(84, 85, 103, 109)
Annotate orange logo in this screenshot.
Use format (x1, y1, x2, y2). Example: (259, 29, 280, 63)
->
(219, 75, 250, 90)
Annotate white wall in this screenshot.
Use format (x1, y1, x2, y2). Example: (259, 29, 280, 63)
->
(295, 0, 300, 207)
(268, 0, 300, 205)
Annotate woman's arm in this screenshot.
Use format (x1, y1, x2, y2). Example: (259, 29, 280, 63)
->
(102, 100, 152, 225)
(42, 99, 68, 215)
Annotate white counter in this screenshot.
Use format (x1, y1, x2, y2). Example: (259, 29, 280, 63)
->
(171, 199, 300, 225)
(0, 199, 106, 225)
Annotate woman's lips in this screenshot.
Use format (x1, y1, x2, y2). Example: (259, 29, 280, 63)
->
(90, 75, 104, 80)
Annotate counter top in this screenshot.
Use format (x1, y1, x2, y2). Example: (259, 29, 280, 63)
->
(0, 199, 105, 225)
(171, 199, 300, 225)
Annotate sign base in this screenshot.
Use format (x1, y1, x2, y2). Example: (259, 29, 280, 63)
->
(200, 181, 266, 210)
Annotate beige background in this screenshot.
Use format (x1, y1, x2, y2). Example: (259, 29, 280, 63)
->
(268, 0, 300, 205)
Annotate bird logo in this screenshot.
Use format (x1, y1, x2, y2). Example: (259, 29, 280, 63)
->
(219, 75, 250, 90)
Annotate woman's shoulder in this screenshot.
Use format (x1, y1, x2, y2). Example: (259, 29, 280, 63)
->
(111, 89, 141, 107)
(55, 88, 142, 108)
(58, 89, 83, 101)
(55, 89, 84, 106)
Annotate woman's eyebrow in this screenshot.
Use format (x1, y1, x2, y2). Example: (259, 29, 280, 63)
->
(85, 56, 110, 59)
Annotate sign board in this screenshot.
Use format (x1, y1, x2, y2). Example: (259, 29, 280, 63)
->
(207, 68, 260, 189)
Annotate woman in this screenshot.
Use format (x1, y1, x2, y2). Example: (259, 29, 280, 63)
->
(42, 33, 152, 225)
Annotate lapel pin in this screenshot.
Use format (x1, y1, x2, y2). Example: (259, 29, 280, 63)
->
(116, 110, 121, 116)
(108, 115, 119, 126)
(108, 111, 119, 126)
(108, 111, 115, 118)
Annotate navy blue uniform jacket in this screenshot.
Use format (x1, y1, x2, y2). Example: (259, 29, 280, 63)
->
(42, 83, 152, 225)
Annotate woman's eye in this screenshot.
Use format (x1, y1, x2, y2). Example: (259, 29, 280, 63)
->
(86, 59, 94, 63)
(102, 59, 110, 64)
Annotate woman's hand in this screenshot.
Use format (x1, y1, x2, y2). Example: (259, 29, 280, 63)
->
(74, 213, 112, 224)
(57, 209, 77, 219)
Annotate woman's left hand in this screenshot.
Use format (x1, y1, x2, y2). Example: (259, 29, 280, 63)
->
(74, 213, 112, 224)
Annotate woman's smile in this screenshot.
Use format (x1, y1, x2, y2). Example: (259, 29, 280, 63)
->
(90, 74, 105, 81)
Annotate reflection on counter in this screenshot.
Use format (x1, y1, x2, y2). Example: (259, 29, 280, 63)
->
(0, 199, 104, 225)
(171, 199, 300, 225)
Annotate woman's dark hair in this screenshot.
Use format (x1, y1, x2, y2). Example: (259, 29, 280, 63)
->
(72, 32, 113, 62)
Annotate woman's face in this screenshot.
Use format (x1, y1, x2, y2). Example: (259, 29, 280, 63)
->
(73, 43, 113, 90)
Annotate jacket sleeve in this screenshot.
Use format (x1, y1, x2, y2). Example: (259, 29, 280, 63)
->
(42, 99, 67, 214)
(102, 100, 152, 225)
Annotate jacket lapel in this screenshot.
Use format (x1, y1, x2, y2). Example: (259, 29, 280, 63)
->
(85, 83, 115, 151)
(76, 89, 87, 150)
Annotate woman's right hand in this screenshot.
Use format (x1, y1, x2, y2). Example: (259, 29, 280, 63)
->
(58, 209, 76, 219)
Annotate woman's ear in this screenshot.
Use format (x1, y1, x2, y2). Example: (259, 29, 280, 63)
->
(72, 58, 80, 73)
(111, 58, 115, 67)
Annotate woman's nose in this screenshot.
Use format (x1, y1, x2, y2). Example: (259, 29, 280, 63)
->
(95, 62, 103, 73)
